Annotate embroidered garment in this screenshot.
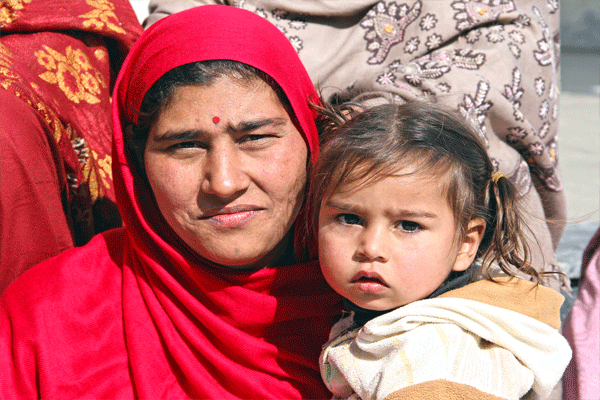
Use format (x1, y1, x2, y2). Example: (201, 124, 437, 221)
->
(146, 0, 567, 291)
(321, 278, 572, 400)
(0, 0, 142, 293)
(0, 6, 342, 399)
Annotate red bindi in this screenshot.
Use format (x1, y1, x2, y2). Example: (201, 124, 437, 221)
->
(212, 116, 220, 124)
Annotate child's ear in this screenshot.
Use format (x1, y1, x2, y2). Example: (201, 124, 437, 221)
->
(452, 218, 486, 272)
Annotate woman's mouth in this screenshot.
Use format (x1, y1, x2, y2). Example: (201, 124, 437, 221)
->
(200, 205, 262, 228)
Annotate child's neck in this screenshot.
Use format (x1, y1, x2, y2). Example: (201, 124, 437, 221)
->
(346, 268, 474, 329)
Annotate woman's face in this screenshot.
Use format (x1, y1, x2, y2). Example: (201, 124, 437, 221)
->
(144, 77, 308, 269)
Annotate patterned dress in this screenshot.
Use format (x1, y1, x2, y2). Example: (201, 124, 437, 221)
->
(147, 0, 566, 291)
(0, 0, 142, 293)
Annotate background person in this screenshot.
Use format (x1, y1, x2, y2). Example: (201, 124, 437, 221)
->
(0, 0, 142, 293)
(0, 6, 341, 399)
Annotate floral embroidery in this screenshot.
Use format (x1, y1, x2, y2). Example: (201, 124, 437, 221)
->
(404, 37, 420, 53)
(506, 30, 524, 59)
(539, 100, 549, 119)
(486, 25, 505, 43)
(457, 80, 492, 145)
(36, 45, 107, 104)
(503, 67, 524, 121)
(546, 0, 558, 14)
(451, 0, 516, 31)
(532, 6, 558, 68)
(436, 82, 451, 92)
(289, 36, 303, 53)
(528, 141, 544, 156)
(464, 29, 481, 43)
(93, 150, 113, 191)
(425, 33, 443, 50)
(508, 42, 521, 58)
(272, 8, 288, 20)
(377, 71, 396, 85)
(254, 8, 268, 19)
(537, 165, 562, 191)
(538, 121, 550, 138)
(0, 43, 20, 89)
(508, 30, 525, 44)
(513, 13, 531, 28)
(508, 159, 532, 196)
(534, 78, 545, 96)
(420, 13, 437, 30)
(0, 0, 31, 25)
(506, 126, 528, 145)
(289, 19, 306, 30)
(360, 1, 422, 64)
(380, 48, 485, 88)
(78, 0, 126, 34)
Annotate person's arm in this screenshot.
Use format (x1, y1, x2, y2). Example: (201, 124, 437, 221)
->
(0, 90, 74, 294)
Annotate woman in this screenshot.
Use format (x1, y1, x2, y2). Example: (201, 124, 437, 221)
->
(0, 0, 142, 294)
(0, 6, 340, 399)
(146, 0, 568, 292)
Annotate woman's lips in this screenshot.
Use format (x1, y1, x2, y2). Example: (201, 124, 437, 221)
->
(351, 271, 388, 293)
(200, 205, 262, 228)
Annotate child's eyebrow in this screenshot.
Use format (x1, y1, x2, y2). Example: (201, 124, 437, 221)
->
(324, 199, 438, 219)
(323, 199, 358, 212)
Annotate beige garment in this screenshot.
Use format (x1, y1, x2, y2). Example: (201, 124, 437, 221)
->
(321, 278, 572, 400)
(146, 0, 567, 291)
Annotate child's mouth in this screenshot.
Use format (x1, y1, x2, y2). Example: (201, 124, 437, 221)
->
(352, 272, 388, 292)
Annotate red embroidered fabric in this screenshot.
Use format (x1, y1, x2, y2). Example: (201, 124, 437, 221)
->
(0, 0, 142, 292)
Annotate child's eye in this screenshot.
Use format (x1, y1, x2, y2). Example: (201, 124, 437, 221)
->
(398, 220, 420, 232)
(336, 213, 362, 226)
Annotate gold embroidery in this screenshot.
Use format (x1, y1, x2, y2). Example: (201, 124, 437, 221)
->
(0, 43, 19, 89)
(0, 0, 32, 25)
(93, 150, 113, 190)
(79, 0, 126, 34)
(36, 45, 107, 104)
(94, 48, 107, 61)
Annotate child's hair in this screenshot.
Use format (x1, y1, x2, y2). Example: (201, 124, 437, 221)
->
(309, 100, 547, 283)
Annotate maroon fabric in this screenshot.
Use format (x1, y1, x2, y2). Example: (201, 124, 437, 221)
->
(1, 5, 341, 399)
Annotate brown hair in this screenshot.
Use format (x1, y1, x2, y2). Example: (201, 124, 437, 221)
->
(309, 101, 550, 283)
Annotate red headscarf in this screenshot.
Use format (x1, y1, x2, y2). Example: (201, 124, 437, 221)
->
(110, 5, 339, 399)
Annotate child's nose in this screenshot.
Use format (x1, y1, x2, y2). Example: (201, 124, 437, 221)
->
(355, 225, 389, 263)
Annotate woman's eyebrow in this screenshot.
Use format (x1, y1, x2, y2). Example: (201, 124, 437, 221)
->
(228, 118, 287, 133)
(153, 129, 204, 142)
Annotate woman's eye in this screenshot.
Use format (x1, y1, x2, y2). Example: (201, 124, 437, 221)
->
(398, 220, 420, 232)
(336, 213, 362, 226)
(241, 134, 271, 143)
(170, 141, 200, 150)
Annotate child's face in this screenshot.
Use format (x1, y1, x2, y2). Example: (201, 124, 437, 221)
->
(318, 170, 475, 311)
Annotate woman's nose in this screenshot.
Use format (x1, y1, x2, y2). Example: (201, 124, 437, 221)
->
(201, 144, 250, 198)
(355, 226, 389, 263)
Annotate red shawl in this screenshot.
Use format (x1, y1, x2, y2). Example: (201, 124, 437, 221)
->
(1, 5, 341, 399)
(0, 0, 142, 292)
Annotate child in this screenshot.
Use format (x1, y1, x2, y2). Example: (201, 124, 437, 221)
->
(310, 102, 572, 400)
